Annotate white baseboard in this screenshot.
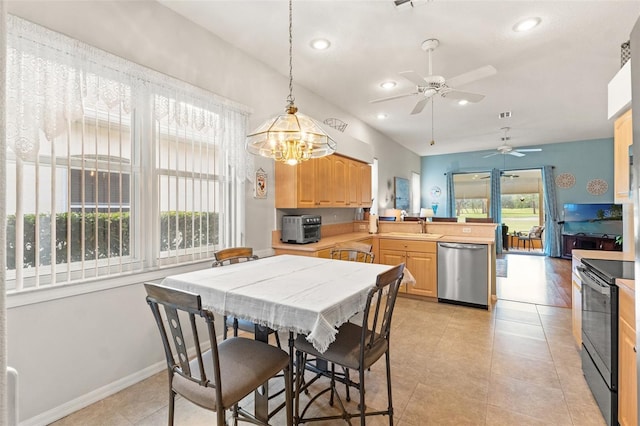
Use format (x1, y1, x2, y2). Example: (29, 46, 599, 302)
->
(19, 362, 166, 426)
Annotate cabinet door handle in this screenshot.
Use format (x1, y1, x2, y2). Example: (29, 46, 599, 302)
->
(634, 346, 637, 353)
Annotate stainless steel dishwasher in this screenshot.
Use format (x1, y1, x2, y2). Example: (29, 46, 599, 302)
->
(437, 242, 488, 309)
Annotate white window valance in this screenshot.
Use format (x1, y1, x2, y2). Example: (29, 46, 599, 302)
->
(6, 15, 253, 179)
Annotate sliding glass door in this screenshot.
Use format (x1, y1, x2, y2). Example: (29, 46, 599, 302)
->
(500, 168, 544, 235)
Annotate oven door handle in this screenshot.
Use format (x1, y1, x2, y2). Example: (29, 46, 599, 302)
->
(576, 266, 610, 296)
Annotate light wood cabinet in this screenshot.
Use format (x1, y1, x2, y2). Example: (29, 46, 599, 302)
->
(571, 256, 582, 346)
(275, 154, 371, 208)
(347, 160, 359, 207)
(333, 156, 348, 207)
(347, 159, 372, 208)
(379, 239, 437, 297)
(315, 156, 333, 207)
(614, 109, 633, 204)
(618, 281, 637, 426)
(379, 250, 408, 292)
(571, 276, 582, 347)
(359, 162, 372, 207)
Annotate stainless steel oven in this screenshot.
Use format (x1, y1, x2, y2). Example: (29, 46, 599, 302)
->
(577, 258, 633, 426)
(281, 215, 321, 244)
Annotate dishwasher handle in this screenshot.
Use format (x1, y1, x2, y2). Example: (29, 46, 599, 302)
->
(438, 242, 486, 250)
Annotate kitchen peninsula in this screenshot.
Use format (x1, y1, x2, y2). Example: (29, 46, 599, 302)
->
(272, 220, 497, 308)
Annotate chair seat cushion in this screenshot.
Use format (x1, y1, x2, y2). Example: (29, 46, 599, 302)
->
(295, 322, 388, 371)
(172, 337, 289, 410)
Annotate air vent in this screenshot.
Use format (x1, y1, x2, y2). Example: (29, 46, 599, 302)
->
(498, 111, 512, 119)
(393, 0, 428, 10)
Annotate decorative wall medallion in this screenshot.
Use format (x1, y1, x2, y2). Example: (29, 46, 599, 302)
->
(586, 178, 608, 196)
(555, 173, 576, 189)
(254, 168, 267, 199)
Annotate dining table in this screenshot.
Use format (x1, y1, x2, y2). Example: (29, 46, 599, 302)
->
(159, 254, 415, 422)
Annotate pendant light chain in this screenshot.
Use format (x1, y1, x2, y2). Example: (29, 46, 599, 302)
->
(286, 0, 295, 108)
(430, 97, 435, 145)
(245, 0, 335, 164)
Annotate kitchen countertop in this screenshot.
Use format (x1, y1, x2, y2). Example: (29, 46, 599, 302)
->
(272, 232, 375, 252)
(572, 249, 634, 262)
(272, 232, 495, 252)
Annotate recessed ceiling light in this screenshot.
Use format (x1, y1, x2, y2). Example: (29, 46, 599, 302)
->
(458, 99, 469, 106)
(310, 38, 331, 50)
(376, 113, 388, 120)
(380, 81, 397, 90)
(513, 17, 541, 32)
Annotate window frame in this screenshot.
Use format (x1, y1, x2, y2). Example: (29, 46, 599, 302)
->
(5, 15, 251, 299)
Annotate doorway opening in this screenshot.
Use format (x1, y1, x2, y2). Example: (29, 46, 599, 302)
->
(500, 168, 544, 255)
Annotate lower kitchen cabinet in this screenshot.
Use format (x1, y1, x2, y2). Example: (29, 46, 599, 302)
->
(571, 256, 582, 347)
(379, 239, 437, 298)
(571, 276, 582, 347)
(618, 282, 637, 426)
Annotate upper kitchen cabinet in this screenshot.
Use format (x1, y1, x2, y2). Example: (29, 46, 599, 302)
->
(275, 154, 371, 208)
(614, 109, 633, 204)
(348, 159, 372, 208)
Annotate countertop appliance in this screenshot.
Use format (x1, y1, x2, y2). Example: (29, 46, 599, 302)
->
(437, 242, 488, 309)
(577, 258, 634, 426)
(281, 215, 321, 244)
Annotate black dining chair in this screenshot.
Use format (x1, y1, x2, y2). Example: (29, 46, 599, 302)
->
(212, 247, 281, 348)
(294, 263, 405, 425)
(144, 283, 293, 426)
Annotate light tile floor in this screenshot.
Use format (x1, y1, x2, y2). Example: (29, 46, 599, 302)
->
(51, 298, 604, 425)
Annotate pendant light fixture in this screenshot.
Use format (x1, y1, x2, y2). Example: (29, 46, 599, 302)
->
(246, 0, 336, 166)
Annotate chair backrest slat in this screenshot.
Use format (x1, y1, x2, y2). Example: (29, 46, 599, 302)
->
(330, 248, 375, 264)
(144, 283, 222, 394)
(360, 264, 404, 353)
(212, 247, 258, 267)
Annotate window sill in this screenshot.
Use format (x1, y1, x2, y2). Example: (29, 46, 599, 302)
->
(7, 259, 214, 309)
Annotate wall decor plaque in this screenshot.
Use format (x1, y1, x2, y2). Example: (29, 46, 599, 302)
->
(586, 178, 608, 196)
(555, 173, 576, 189)
(254, 168, 267, 199)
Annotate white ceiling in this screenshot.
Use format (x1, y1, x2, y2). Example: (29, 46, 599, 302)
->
(159, 0, 640, 157)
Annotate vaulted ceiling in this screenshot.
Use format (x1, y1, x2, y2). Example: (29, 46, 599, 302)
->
(160, 1, 640, 157)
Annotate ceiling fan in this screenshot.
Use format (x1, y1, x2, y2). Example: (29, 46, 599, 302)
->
(370, 38, 497, 115)
(483, 127, 543, 158)
(480, 171, 520, 179)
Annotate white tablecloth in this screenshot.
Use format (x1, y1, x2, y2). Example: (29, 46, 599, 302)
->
(161, 255, 414, 353)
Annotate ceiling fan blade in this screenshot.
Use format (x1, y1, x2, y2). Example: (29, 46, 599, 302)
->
(398, 70, 427, 86)
(508, 151, 526, 157)
(516, 148, 542, 152)
(446, 65, 497, 88)
(410, 98, 429, 115)
(370, 92, 418, 104)
(441, 89, 485, 103)
(482, 152, 500, 158)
